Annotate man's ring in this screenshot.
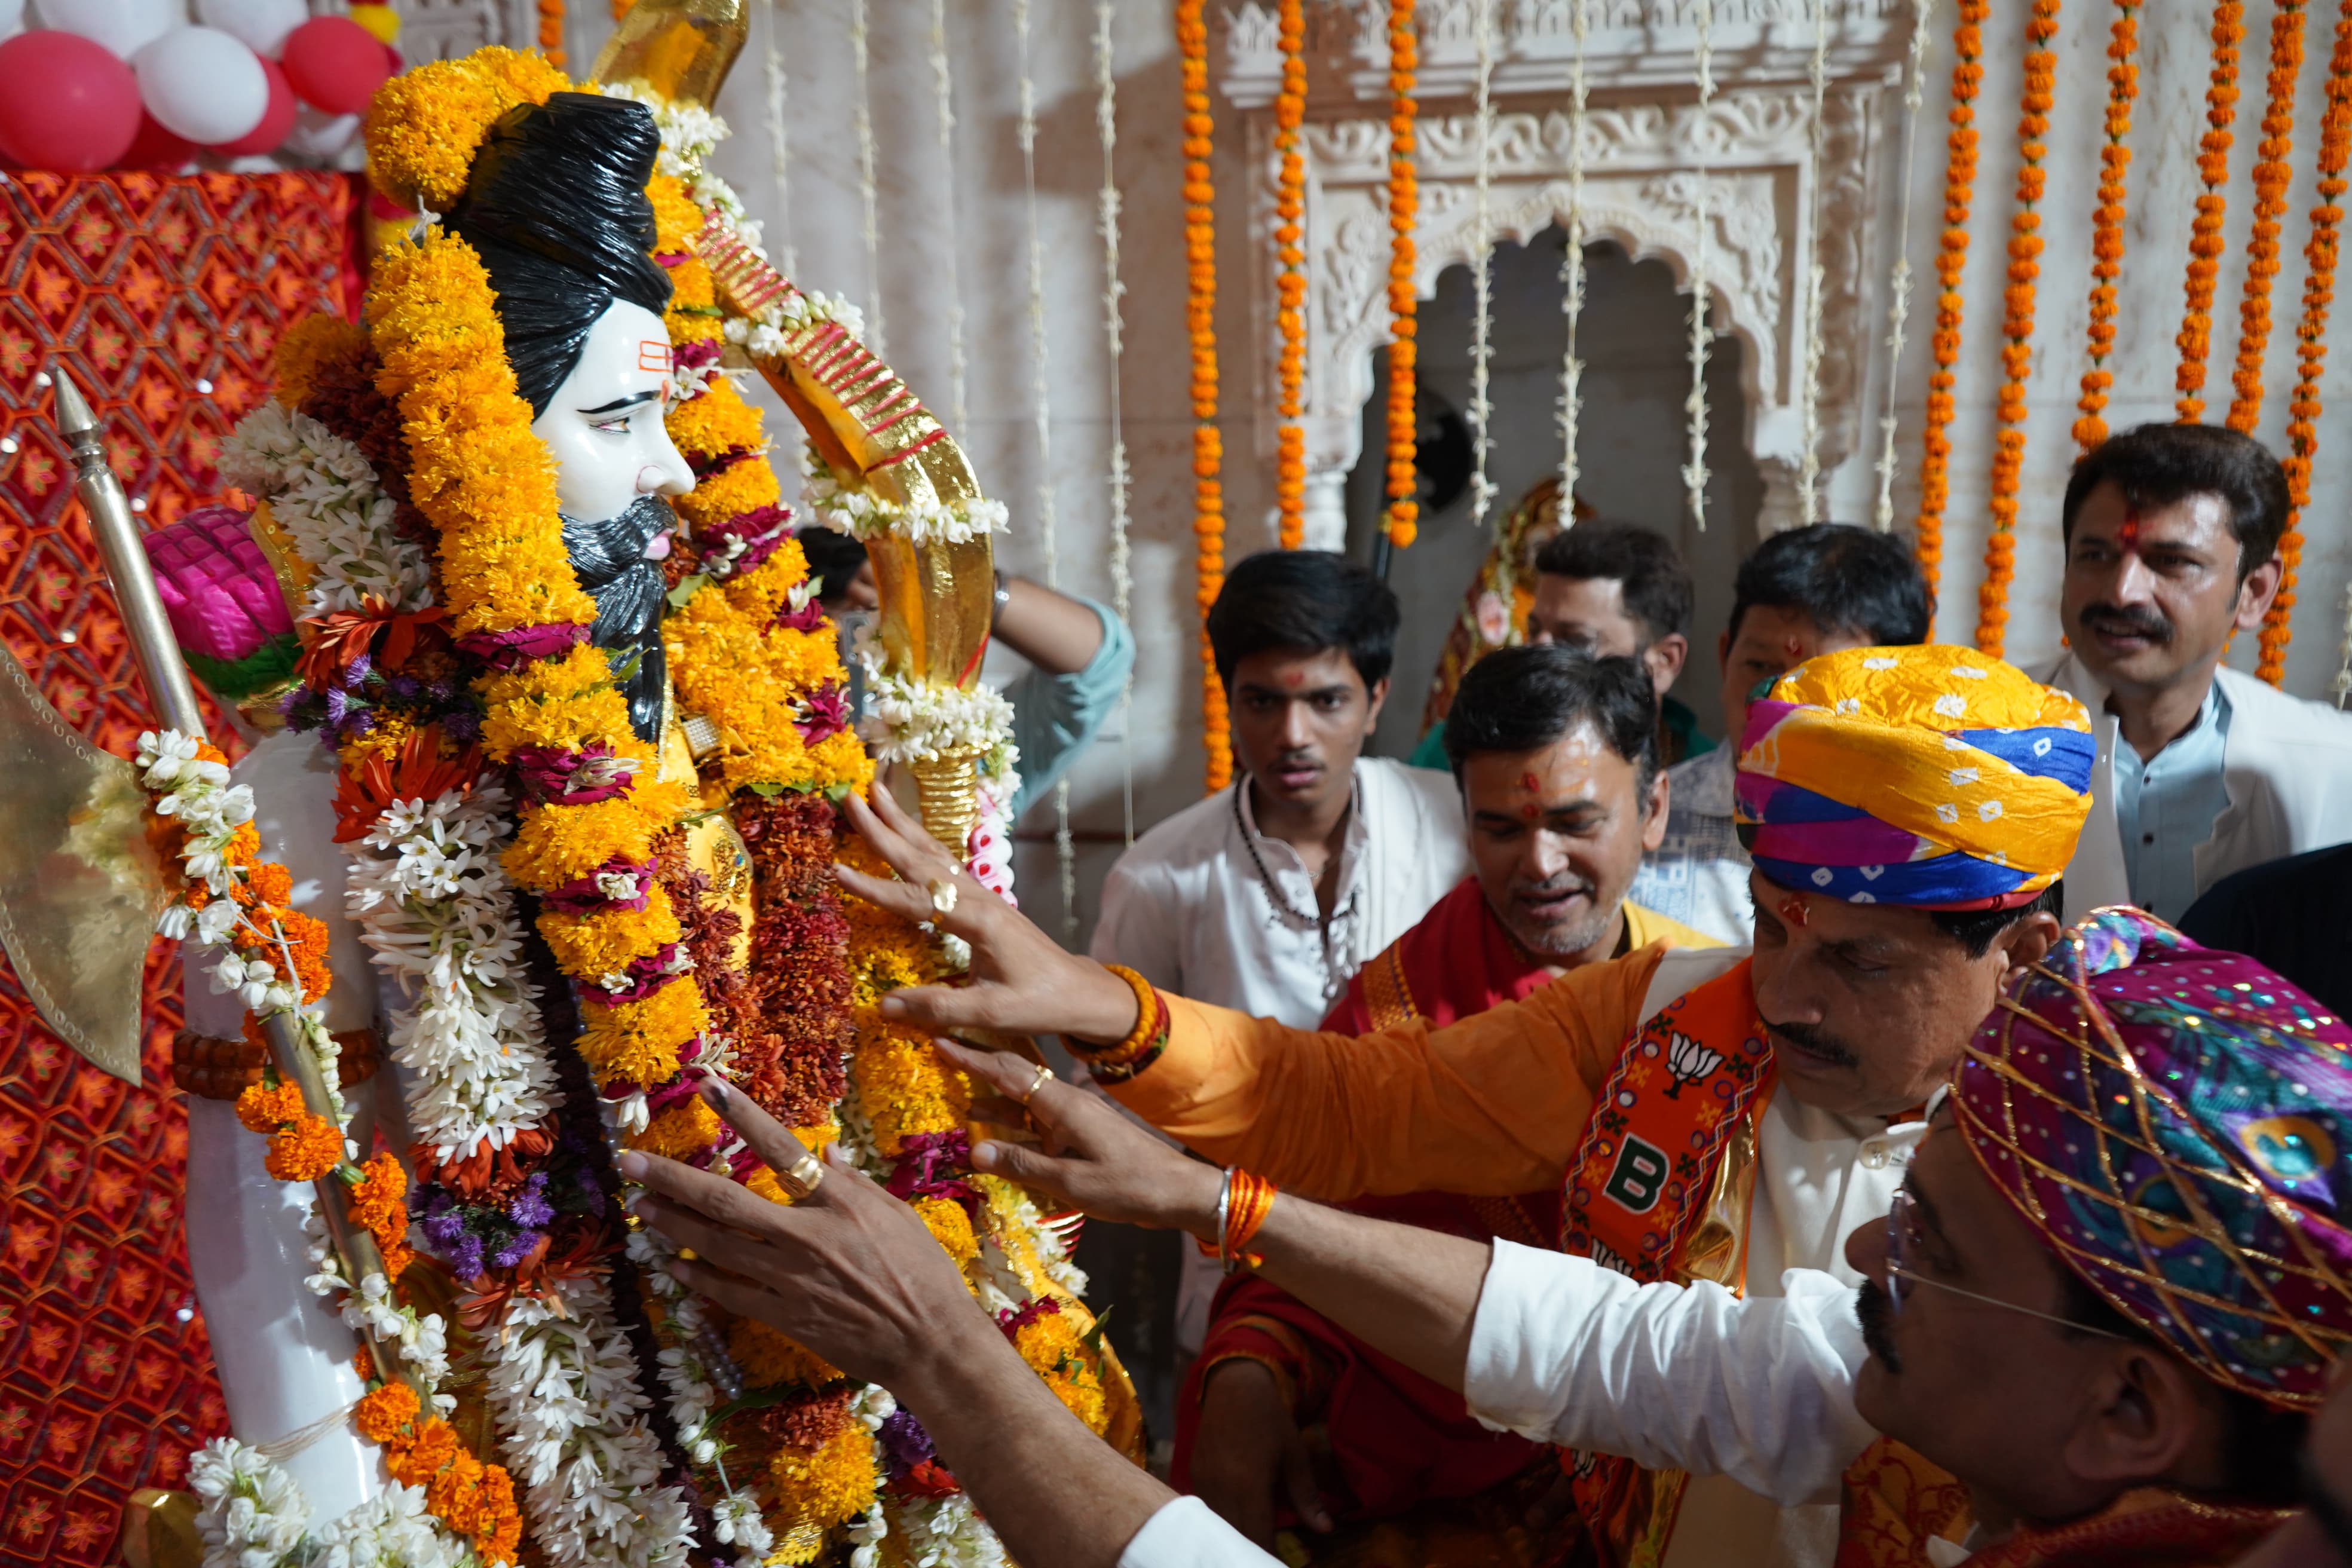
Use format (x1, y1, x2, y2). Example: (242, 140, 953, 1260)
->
(927, 877, 958, 917)
(777, 1151, 826, 1200)
(1016, 1060, 1055, 1105)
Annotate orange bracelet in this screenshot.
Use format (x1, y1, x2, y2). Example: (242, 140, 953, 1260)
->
(1077, 965, 1171, 1083)
(1196, 1166, 1278, 1273)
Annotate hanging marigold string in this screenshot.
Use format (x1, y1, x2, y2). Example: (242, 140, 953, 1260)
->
(1682, 0, 1716, 532)
(538, 0, 564, 63)
(1977, 0, 2060, 659)
(2072, 0, 2140, 454)
(1915, 0, 1986, 593)
(2229, 0, 2308, 434)
(1179, 0, 1229, 791)
(1795, 0, 1830, 524)
(1275, 0, 1308, 549)
(2267, 0, 2352, 684)
(2179, 1, 2245, 422)
(1468, 0, 1499, 535)
(1094, 0, 1137, 840)
(1383, 0, 1420, 549)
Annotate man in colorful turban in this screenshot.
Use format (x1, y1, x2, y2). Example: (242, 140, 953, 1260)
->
(1840, 905, 2342, 1564)
(848, 642, 2096, 1568)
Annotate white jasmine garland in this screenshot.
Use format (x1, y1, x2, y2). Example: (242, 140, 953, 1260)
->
(219, 405, 431, 618)
(889, 1494, 1008, 1568)
(302, 1481, 466, 1568)
(858, 666, 1021, 810)
(486, 1282, 696, 1568)
(799, 446, 1006, 546)
(190, 1437, 310, 1568)
(344, 785, 558, 1159)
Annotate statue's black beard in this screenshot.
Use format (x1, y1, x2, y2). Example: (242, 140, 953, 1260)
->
(562, 494, 673, 743)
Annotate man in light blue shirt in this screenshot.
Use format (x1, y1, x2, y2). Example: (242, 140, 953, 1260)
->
(2041, 422, 2352, 921)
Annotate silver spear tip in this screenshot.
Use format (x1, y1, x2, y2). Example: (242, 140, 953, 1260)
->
(49, 365, 97, 446)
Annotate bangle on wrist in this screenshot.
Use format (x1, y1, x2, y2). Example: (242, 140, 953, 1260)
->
(991, 570, 1010, 629)
(1073, 965, 1169, 1083)
(1195, 1165, 1277, 1273)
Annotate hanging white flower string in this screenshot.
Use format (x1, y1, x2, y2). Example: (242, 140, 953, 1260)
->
(1469, 0, 1499, 536)
(1794, 0, 1830, 525)
(2335, 580, 2352, 708)
(1873, 0, 1936, 531)
(1096, 0, 1138, 849)
(1681, 0, 1716, 531)
(929, 0, 968, 433)
(850, 0, 885, 356)
(1557, 0, 1589, 507)
(1012, 0, 1076, 939)
(762, 0, 797, 279)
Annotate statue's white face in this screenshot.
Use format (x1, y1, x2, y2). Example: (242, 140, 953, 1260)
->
(531, 298, 696, 531)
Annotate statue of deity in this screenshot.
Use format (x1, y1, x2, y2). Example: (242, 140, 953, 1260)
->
(140, 50, 1129, 1568)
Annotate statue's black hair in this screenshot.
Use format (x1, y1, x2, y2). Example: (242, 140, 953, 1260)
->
(445, 91, 673, 418)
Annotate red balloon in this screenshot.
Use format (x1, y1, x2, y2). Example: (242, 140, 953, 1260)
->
(218, 57, 296, 155)
(280, 16, 391, 116)
(0, 30, 142, 173)
(122, 112, 198, 170)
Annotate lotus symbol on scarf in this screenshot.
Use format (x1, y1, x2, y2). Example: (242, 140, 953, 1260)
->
(1664, 1031, 1723, 1098)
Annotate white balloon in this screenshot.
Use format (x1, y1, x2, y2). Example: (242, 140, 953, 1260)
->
(280, 103, 357, 160)
(134, 26, 265, 145)
(30, 0, 172, 59)
(192, 0, 302, 57)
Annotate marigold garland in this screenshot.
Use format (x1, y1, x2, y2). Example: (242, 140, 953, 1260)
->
(537, 0, 564, 66)
(1179, 0, 1229, 790)
(1273, 0, 1307, 550)
(2073, 1, 2140, 454)
(2264, 0, 2352, 683)
(2229, 0, 2308, 434)
(1383, 0, 1420, 549)
(1977, 0, 2060, 659)
(2179, 1, 2246, 422)
(1914, 0, 1986, 598)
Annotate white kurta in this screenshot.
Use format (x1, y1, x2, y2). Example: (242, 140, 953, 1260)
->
(1116, 1246, 1872, 1568)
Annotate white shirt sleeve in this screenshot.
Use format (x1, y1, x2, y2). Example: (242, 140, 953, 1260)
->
(1116, 1497, 1284, 1568)
(1088, 860, 1182, 992)
(1462, 1240, 1875, 1507)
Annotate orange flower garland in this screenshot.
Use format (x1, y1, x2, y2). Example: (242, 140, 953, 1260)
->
(2072, 1, 2140, 454)
(1914, 0, 1987, 599)
(538, 0, 564, 66)
(1383, 0, 1419, 549)
(2179, 2, 2245, 422)
(1976, 0, 2060, 660)
(1274, 0, 1307, 550)
(1180, 0, 1230, 791)
(2262, 0, 2352, 684)
(354, 1383, 524, 1564)
(2228, 0, 2307, 434)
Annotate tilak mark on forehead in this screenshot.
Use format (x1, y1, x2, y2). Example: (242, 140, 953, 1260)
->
(1779, 893, 1810, 928)
(637, 340, 672, 373)
(2119, 507, 2142, 552)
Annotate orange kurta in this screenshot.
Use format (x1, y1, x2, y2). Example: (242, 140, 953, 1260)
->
(1111, 944, 1672, 1202)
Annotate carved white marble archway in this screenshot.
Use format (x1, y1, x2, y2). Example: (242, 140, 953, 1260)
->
(1220, 0, 1915, 546)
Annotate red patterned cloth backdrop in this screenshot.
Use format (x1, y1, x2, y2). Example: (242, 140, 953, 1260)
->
(0, 170, 362, 1567)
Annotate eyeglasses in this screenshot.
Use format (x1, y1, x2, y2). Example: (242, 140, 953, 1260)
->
(1883, 1187, 2129, 1340)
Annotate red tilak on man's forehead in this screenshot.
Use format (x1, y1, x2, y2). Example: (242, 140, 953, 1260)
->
(2119, 507, 2142, 550)
(1282, 670, 1304, 688)
(1520, 770, 1542, 791)
(1778, 893, 1810, 927)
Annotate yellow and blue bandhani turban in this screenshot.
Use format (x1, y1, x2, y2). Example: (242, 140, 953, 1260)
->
(1732, 644, 2094, 910)
(1958, 908, 2352, 1409)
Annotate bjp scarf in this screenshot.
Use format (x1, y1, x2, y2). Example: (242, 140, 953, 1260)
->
(1734, 644, 2094, 911)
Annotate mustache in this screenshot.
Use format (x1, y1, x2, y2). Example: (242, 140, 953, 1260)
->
(562, 495, 674, 745)
(1855, 1278, 1903, 1374)
(1765, 1018, 1861, 1068)
(2079, 601, 2174, 644)
(1517, 873, 1597, 901)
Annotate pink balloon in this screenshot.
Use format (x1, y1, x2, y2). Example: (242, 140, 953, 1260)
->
(278, 14, 387, 115)
(0, 29, 140, 171)
(121, 109, 195, 168)
(217, 54, 293, 154)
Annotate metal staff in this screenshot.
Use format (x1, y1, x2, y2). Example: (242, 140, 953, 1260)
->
(49, 366, 416, 1393)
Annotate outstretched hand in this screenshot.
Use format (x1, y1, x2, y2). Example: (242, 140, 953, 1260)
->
(942, 1041, 1223, 1235)
(620, 1080, 991, 1388)
(834, 787, 1142, 1045)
